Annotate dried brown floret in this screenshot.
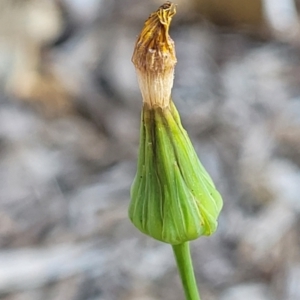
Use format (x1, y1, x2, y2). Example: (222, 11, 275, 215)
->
(132, 2, 177, 108)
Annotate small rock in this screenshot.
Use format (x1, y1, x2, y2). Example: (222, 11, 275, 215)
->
(220, 283, 272, 300)
(285, 264, 300, 300)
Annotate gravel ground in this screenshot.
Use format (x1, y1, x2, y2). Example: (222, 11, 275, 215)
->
(0, 1, 300, 300)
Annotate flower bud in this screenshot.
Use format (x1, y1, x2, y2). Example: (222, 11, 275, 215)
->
(129, 2, 223, 245)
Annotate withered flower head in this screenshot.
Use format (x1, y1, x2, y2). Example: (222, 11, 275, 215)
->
(130, 4, 223, 298)
(129, 2, 222, 245)
(132, 1, 177, 108)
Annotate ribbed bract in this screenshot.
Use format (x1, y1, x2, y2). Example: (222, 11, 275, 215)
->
(129, 101, 223, 245)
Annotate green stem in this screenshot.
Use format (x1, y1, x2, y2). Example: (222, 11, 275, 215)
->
(172, 242, 201, 300)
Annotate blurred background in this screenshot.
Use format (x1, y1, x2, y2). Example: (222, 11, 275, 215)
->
(0, 0, 300, 299)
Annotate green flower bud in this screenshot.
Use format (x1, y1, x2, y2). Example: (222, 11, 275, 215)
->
(129, 102, 222, 245)
(129, 2, 223, 245)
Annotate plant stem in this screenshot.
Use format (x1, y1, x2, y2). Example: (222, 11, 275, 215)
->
(172, 242, 201, 300)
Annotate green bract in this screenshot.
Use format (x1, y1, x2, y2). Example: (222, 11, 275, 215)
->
(129, 101, 223, 245)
